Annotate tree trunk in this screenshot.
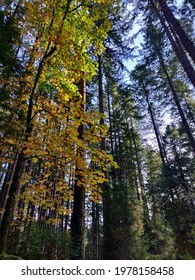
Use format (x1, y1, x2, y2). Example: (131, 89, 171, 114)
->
(142, 82, 166, 165)
(71, 78, 86, 260)
(0, 155, 18, 225)
(155, 0, 195, 64)
(151, 0, 195, 90)
(98, 54, 111, 260)
(92, 201, 100, 260)
(157, 51, 195, 154)
(0, 152, 25, 254)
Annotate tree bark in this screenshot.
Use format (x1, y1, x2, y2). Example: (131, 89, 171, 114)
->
(0, 157, 18, 225)
(0, 152, 25, 254)
(71, 78, 86, 260)
(98, 54, 111, 260)
(142, 82, 166, 165)
(157, 51, 195, 154)
(151, 0, 195, 90)
(92, 201, 100, 260)
(155, 0, 195, 64)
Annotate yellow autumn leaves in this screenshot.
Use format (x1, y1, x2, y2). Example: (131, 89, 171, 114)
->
(1, 0, 118, 226)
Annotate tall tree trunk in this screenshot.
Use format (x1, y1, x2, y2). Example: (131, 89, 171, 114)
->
(0, 155, 18, 225)
(151, 0, 195, 90)
(0, 152, 25, 254)
(92, 201, 100, 260)
(142, 82, 166, 165)
(155, 0, 195, 64)
(107, 86, 114, 156)
(98, 54, 111, 259)
(157, 51, 195, 154)
(71, 78, 86, 260)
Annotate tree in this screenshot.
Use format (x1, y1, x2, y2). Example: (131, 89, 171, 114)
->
(71, 78, 86, 260)
(150, 0, 195, 90)
(155, 0, 195, 64)
(0, 0, 116, 257)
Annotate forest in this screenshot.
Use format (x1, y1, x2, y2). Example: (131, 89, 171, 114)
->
(0, 0, 194, 260)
